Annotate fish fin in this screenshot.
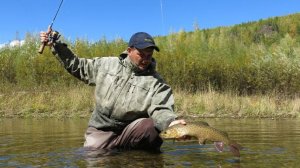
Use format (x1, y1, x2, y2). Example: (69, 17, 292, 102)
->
(229, 141, 242, 157)
(214, 142, 224, 152)
(198, 138, 206, 145)
(197, 121, 210, 126)
(220, 130, 228, 137)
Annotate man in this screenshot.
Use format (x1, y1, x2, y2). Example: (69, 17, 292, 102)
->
(40, 29, 186, 151)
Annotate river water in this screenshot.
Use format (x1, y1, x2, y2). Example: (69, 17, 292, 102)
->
(0, 118, 300, 168)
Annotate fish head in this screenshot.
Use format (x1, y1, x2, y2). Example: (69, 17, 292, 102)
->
(160, 128, 178, 139)
(160, 125, 184, 139)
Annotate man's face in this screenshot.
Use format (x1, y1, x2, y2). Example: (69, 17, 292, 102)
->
(127, 47, 154, 71)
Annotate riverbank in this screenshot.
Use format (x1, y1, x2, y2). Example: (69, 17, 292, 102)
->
(0, 85, 299, 118)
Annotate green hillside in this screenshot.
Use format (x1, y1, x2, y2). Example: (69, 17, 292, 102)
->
(1, 13, 300, 96)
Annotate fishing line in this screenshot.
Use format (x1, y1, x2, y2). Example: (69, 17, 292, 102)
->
(160, 0, 165, 34)
(38, 0, 64, 54)
(50, 0, 64, 28)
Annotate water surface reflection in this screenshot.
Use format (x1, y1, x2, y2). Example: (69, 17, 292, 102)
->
(1, 118, 300, 167)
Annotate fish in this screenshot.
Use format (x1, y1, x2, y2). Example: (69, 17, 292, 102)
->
(160, 123, 242, 157)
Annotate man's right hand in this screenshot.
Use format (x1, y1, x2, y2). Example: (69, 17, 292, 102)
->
(39, 26, 53, 46)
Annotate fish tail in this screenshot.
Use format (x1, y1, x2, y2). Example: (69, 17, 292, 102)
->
(229, 141, 242, 157)
(214, 141, 224, 152)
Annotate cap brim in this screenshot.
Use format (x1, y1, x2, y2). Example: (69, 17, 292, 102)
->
(135, 43, 160, 52)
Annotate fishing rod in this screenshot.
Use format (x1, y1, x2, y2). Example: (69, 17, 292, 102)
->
(38, 0, 64, 54)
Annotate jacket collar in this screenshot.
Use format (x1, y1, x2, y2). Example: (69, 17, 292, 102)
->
(119, 51, 156, 75)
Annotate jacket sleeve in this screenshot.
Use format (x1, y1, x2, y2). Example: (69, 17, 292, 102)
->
(51, 41, 101, 85)
(148, 83, 178, 132)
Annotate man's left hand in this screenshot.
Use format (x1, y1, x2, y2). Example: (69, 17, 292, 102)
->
(169, 119, 186, 127)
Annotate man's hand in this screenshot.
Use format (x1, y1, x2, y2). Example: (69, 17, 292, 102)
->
(39, 26, 53, 46)
(169, 119, 186, 127)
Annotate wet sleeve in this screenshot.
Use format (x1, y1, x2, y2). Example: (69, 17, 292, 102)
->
(148, 83, 178, 132)
(51, 41, 102, 85)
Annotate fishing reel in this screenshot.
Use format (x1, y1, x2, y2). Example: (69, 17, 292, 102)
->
(48, 30, 60, 44)
(38, 30, 61, 54)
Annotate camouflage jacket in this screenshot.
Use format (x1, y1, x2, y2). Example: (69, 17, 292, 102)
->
(52, 42, 177, 132)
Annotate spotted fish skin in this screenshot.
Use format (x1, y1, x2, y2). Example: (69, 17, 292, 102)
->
(160, 123, 242, 157)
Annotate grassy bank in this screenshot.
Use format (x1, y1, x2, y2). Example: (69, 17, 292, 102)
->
(0, 85, 94, 118)
(174, 88, 299, 118)
(0, 85, 299, 118)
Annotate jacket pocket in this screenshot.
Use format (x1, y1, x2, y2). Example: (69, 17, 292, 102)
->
(126, 83, 151, 112)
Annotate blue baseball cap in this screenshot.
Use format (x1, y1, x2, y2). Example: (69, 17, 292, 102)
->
(128, 32, 160, 52)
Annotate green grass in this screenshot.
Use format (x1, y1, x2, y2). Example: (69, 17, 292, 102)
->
(174, 88, 299, 118)
(0, 85, 94, 118)
(0, 86, 299, 118)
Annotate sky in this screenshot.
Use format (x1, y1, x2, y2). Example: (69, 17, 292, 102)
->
(1, 0, 300, 44)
